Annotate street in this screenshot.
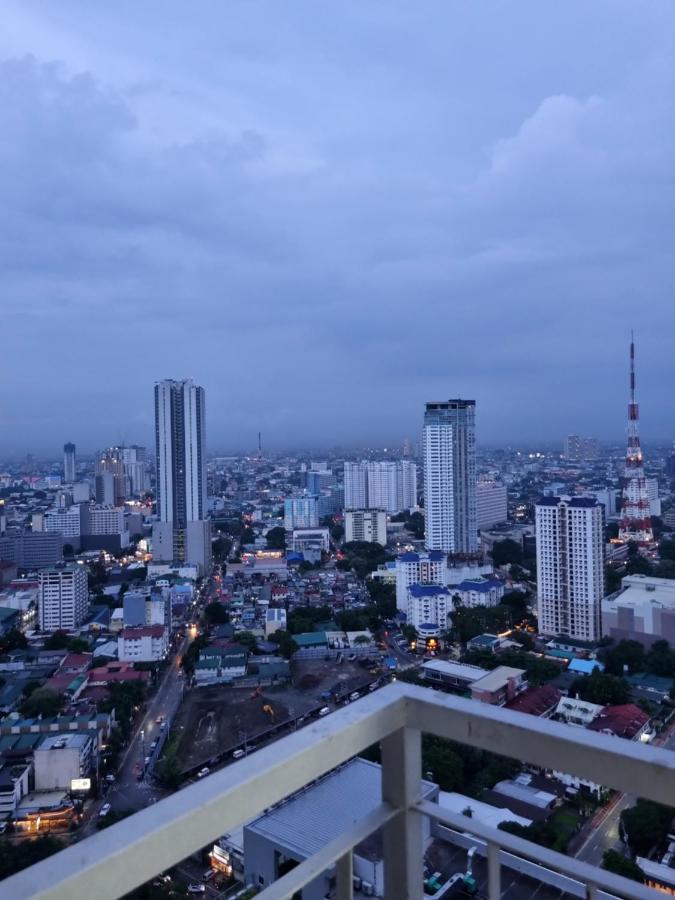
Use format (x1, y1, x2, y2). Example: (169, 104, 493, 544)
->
(574, 722, 675, 865)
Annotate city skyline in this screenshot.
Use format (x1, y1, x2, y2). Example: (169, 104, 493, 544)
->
(2, 3, 675, 451)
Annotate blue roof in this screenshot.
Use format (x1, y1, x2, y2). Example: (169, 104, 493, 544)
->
(398, 551, 445, 563)
(409, 583, 450, 598)
(568, 659, 604, 675)
(455, 579, 502, 593)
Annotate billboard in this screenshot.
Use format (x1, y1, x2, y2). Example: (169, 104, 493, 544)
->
(70, 778, 91, 792)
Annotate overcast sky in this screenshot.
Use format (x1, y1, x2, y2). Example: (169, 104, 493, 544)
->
(1, 1, 675, 455)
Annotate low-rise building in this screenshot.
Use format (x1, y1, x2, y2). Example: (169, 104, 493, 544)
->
(587, 704, 651, 742)
(470, 666, 527, 706)
(0, 763, 30, 821)
(421, 660, 489, 692)
(265, 608, 287, 637)
(554, 696, 603, 728)
(34, 732, 96, 791)
(602, 574, 675, 648)
(117, 625, 168, 663)
(193, 647, 248, 686)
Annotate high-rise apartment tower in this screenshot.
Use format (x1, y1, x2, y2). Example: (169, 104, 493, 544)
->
(423, 400, 477, 553)
(63, 443, 76, 483)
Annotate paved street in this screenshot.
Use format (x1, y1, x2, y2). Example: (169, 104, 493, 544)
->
(575, 721, 675, 865)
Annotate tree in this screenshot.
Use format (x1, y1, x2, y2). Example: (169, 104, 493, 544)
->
(491, 539, 523, 567)
(0, 835, 64, 880)
(600, 639, 645, 676)
(621, 799, 674, 857)
(655, 560, 675, 581)
(571, 669, 631, 706)
(234, 631, 258, 652)
(365, 579, 396, 620)
(602, 850, 644, 883)
(266, 527, 287, 550)
(43, 631, 70, 650)
(204, 602, 230, 625)
(660, 540, 675, 562)
(645, 639, 675, 677)
(421, 736, 465, 791)
(354, 634, 371, 645)
(626, 554, 653, 576)
(605, 565, 623, 594)
(63, 543, 74, 557)
(241, 526, 256, 545)
(20, 688, 65, 718)
(269, 629, 298, 660)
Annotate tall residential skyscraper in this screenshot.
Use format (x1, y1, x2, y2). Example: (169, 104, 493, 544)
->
(343, 461, 417, 512)
(618, 335, 654, 546)
(535, 496, 605, 641)
(423, 400, 477, 553)
(63, 442, 76, 483)
(152, 379, 210, 572)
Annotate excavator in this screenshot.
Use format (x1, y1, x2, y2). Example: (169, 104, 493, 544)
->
(262, 704, 275, 722)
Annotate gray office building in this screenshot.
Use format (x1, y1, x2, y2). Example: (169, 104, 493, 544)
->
(0, 533, 64, 569)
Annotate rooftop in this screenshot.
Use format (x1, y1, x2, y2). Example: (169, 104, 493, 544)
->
(471, 666, 526, 693)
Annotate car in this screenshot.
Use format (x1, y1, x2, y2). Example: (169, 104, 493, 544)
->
(232, 749, 245, 760)
(187, 884, 206, 894)
(99, 803, 111, 818)
(197, 767, 210, 778)
(150, 740, 158, 751)
(155, 716, 164, 724)
(144, 756, 151, 766)
(104, 774, 116, 783)
(349, 691, 360, 701)
(160, 722, 167, 730)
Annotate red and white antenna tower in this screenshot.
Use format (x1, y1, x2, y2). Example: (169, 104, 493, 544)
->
(618, 332, 654, 545)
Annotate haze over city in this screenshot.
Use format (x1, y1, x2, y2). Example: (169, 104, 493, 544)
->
(2, 1, 675, 453)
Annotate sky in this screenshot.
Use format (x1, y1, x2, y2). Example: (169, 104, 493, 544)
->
(1, 1, 675, 454)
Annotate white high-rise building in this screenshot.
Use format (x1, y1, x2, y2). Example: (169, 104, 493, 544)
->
(153, 379, 211, 573)
(343, 461, 417, 512)
(345, 509, 387, 546)
(344, 463, 368, 510)
(476, 480, 508, 530)
(284, 497, 319, 531)
(63, 443, 76, 484)
(536, 496, 605, 641)
(39, 565, 89, 632)
(423, 400, 477, 553)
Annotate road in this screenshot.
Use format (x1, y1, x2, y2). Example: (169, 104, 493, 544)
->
(574, 722, 675, 864)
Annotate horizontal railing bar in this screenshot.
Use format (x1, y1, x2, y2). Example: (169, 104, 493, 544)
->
(417, 800, 656, 900)
(257, 803, 396, 900)
(3, 686, 407, 900)
(405, 684, 675, 807)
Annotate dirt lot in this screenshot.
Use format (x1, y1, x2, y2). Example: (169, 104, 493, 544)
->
(173, 658, 384, 772)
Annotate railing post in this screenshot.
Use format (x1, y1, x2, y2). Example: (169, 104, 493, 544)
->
(486, 840, 501, 900)
(381, 726, 423, 899)
(335, 851, 353, 900)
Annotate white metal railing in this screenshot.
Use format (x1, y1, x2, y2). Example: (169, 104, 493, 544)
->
(4, 681, 674, 899)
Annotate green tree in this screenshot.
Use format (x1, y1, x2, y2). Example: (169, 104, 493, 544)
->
(605, 564, 623, 593)
(645, 639, 675, 677)
(571, 669, 631, 706)
(622, 799, 674, 857)
(20, 688, 65, 718)
(266, 526, 287, 550)
(268, 629, 298, 660)
(204, 601, 230, 625)
(626, 554, 653, 576)
(241, 526, 256, 545)
(659, 540, 675, 562)
(0, 835, 64, 879)
(234, 631, 258, 652)
(600, 639, 645, 676)
(62, 543, 74, 557)
(602, 850, 644, 883)
(491, 539, 523, 567)
(421, 736, 465, 791)
(43, 631, 70, 650)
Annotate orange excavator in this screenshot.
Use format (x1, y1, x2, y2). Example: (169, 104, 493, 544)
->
(262, 704, 275, 722)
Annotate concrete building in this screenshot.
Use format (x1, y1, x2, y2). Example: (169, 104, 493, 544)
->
(283, 496, 319, 531)
(0, 532, 63, 569)
(476, 480, 508, 530)
(243, 758, 438, 899)
(423, 399, 477, 553)
(451, 576, 504, 608)
(0, 763, 30, 821)
(44, 505, 83, 544)
(646, 478, 661, 518)
(118, 625, 168, 663)
(536, 496, 605, 641)
(602, 574, 675, 647)
(406, 584, 453, 634)
(34, 732, 96, 791)
(470, 667, 527, 706)
(343, 462, 368, 510)
(81, 505, 129, 553)
(94, 472, 116, 506)
(63, 443, 76, 484)
(38, 565, 89, 632)
(395, 551, 446, 613)
(421, 659, 490, 691)
(343, 461, 417, 513)
(153, 378, 210, 573)
(265, 608, 287, 637)
(290, 528, 329, 561)
(344, 509, 387, 546)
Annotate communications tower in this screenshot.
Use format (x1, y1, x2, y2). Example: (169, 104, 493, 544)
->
(618, 334, 654, 545)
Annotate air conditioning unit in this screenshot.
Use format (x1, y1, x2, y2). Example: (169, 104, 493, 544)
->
(352, 876, 362, 890)
(362, 880, 374, 896)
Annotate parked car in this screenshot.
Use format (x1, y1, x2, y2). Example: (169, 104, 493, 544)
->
(187, 884, 206, 894)
(104, 774, 116, 783)
(99, 803, 111, 818)
(232, 750, 245, 760)
(197, 767, 210, 778)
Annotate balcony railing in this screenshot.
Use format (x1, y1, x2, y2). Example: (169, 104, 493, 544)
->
(6, 681, 675, 899)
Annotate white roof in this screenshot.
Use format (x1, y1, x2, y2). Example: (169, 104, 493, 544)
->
(470, 666, 526, 692)
(438, 791, 531, 829)
(422, 660, 489, 681)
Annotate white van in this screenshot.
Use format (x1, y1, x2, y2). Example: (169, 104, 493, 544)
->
(232, 749, 245, 759)
(318, 706, 330, 717)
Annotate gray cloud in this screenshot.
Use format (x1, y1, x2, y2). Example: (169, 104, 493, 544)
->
(1, 2, 675, 454)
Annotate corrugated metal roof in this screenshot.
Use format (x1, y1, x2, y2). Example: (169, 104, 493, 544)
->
(246, 758, 436, 859)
